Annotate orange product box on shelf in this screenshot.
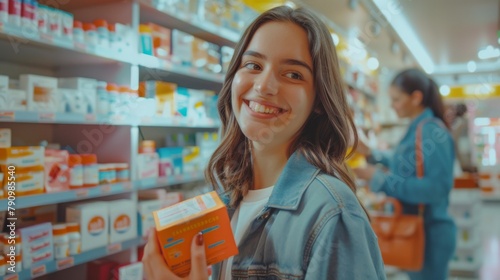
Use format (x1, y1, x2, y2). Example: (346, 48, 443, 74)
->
(0, 146, 44, 167)
(1, 165, 45, 196)
(146, 22, 171, 60)
(153, 191, 238, 277)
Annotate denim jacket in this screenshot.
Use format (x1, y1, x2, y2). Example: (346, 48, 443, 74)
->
(212, 152, 386, 280)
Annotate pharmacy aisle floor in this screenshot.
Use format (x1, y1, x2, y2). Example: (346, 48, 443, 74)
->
(386, 201, 500, 280)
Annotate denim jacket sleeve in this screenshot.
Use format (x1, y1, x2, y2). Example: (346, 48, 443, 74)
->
(304, 206, 386, 279)
(369, 121, 455, 204)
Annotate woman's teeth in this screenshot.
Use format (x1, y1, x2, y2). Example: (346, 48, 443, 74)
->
(248, 101, 280, 114)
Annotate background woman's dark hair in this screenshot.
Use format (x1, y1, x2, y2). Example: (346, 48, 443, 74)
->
(391, 68, 449, 128)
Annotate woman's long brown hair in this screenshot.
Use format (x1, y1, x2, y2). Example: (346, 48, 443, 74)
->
(205, 6, 359, 208)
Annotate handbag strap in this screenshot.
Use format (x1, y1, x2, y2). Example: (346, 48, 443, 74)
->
(415, 118, 446, 216)
(415, 119, 431, 216)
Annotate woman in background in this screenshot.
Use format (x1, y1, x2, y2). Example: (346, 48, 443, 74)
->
(355, 69, 457, 280)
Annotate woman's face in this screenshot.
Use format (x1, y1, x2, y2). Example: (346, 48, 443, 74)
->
(231, 21, 315, 149)
(389, 85, 419, 119)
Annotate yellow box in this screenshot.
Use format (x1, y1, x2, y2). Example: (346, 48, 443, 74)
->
(1, 165, 45, 196)
(0, 146, 44, 167)
(153, 191, 237, 277)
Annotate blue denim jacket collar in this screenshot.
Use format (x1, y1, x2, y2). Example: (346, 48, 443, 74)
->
(409, 107, 434, 130)
(220, 151, 320, 211)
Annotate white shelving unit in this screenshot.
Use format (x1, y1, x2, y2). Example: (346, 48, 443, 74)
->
(0, 0, 230, 279)
(449, 188, 483, 277)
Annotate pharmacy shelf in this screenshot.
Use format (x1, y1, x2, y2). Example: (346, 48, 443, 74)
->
(137, 115, 220, 129)
(139, 0, 239, 47)
(345, 81, 377, 100)
(136, 172, 206, 190)
(481, 192, 500, 201)
(0, 181, 134, 210)
(138, 54, 224, 90)
(0, 173, 207, 210)
(0, 23, 135, 68)
(0, 111, 221, 129)
(0, 237, 143, 280)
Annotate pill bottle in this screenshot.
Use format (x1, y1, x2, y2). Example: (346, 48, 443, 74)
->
(66, 223, 81, 255)
(69, 154, 83, 189)
(53, 224, 69, 259)
(81, 154, 99, 187)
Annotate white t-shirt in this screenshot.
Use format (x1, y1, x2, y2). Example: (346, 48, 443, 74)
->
(220, 186, 274, 280)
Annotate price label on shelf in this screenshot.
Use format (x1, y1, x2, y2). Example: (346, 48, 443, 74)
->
(39, 113, 56, 122)
(31, 264, 47, 278)
(4, 274, 19, 280)
(57, 257, 75, 270)
(101, 184, 111, 194)
(85, 114, 97, 122)
(0, 111, 15, 120)
(76, 189, 89, 198)
(107, 242, 122, 254)
(174, 174, 183, 182)
(40, 33, 53, 44)
(123, 182, 133, 191)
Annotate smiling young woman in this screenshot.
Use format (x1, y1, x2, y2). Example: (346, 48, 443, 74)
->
(143, 5, 386, 280)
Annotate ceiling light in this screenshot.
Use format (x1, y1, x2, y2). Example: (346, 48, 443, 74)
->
(367, 57, 379, 70)
(371, 0, 434, 73)
(467, 61, 477, 73)
(439, 85, 450, 96)
(478, 45, 500, 60)
(284, 1, 296, 8)
(331, 33, 340, 46)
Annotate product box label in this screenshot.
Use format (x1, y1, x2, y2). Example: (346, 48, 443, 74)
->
(153, 191, 237, 277)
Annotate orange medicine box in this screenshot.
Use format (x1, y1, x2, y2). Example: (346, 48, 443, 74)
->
(153, 191, 237, 277)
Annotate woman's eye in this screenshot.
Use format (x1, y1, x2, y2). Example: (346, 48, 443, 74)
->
(244, 63, 261, 70)
(285, 72, 303, 80)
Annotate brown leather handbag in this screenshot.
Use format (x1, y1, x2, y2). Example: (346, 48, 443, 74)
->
(370, 120, 432, 271)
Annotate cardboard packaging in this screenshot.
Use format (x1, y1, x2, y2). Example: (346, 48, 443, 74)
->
(153, 191, 237, 277)
(107, 199, 137, 243)
(0, 146, 44, 167)
(66, 201, 109, 251)
(44, 149, 70, 193)
(19, 74, 60, 112)
(19, 222, 54, 269)
(137, 153, 159, 179)
(0, 129, 11, 148)
(58, 77, 97, 114)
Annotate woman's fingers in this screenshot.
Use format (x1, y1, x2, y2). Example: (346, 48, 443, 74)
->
(142, 228, 180, 280)
(189, 232, 209, 280)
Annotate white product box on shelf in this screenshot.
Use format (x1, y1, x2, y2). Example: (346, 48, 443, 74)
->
(0, 88, 27, 111)
(115, 23, 135, 55)
(137, 199, 162, 237)
(66, 201, 109, 251)
(37, 5, 50, 33)
(8, 0, 21, 27)
(115, 262, 143, 280)
(48, 6, 61, 36)
(137, 153, 159, 179)
(59, 88, 85, 114)
(107, 199, 137, 243)
(0, 0, 7, 23)
(0, 128, 10, 148)
(19, 222, 54, 269)
(58, 77, 97, 114)
(59, 9, 73, 41)
(20, 74, 60, 112)
(171, 29, 194, 66)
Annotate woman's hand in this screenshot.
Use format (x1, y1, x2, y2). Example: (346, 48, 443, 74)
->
(353, 165, 377, 181)
(142, 229, 211, 280)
